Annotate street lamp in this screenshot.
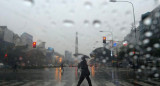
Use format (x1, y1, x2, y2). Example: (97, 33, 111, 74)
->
(110, 0, 137, 41)
(110, 0, 135, 30)
(99, 31, 113, 56)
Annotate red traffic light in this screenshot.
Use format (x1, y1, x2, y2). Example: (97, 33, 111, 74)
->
(103, 36, 106, 43)
(4, 53, 7, 58)
(33, 42, 36, 48)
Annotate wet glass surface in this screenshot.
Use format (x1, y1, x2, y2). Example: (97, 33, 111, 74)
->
(0, 0, 160, 86)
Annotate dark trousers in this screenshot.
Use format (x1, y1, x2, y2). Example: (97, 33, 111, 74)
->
(77, 75, 92, 86)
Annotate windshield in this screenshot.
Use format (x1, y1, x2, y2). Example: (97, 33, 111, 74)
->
(0, 0, 160, 86)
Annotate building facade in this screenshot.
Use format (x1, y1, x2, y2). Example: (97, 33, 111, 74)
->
(0, 26, 14, 43)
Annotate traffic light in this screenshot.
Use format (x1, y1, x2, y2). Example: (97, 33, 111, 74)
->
(4, 53, 7, 58)
(33, 42, 36, 48)
(103, 36, 106, 43)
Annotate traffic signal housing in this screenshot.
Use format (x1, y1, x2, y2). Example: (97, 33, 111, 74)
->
(33, 42, 36, 48)
(103, 36, 106, 43)
(4, 53, 7, 58)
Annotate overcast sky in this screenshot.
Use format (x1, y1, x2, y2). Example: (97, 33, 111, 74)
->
(0, 0, 159, 56)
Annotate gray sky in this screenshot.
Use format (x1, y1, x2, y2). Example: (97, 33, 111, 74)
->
(0, 0, 159, 55)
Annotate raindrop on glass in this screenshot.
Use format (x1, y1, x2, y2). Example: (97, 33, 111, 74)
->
(134, 56, 138, 59)
(155, 12, 160, 18)
(129, 45, 134, 48)
(84, 20, 89, 26)
(24, 0, 34, 7)
(143, 17, 152, 26)
(138, 69, 142, 72)
(145, 31, 152, 37)
(129, 52, 133, 56)
(63, 20, 74, 27)
(154, 73, 159, 78)
(102, 51, 106, 55)
(141, 65, 145, 69)
(146, 47, 152, 51)
(125, 10, 131, 15)
(145, 54, 151, 58)
(102, 59, 106, 63)
(152, 67, 157, 71)
(154, 43, 160, 48)
(84, 2, 92, 10)
(143, 39, 150, 44)
(93, 20, 101, 28)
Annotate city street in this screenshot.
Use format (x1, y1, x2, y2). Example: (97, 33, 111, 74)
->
(0, 67, 159, 86)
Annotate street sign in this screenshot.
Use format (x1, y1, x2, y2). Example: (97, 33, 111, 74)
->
(113, 43, 117, 47)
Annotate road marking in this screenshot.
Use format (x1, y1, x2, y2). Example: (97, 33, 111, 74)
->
(9, 82, 24, 86)
(105, 81, 116, 86)
(120, 81, 134, 86)
(133, 81, 153, 86)
(21, 81, 37, 86)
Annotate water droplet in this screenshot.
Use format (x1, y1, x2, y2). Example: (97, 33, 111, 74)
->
(154, 73, 159, 77)
(143, 17, 152, 26)
(154, 43, 160, 48)
(125, 10, 131, 15)
(155, 12, 160, 18)
(84, 20, 89, 26)
(145, 54, 151, 58)
(141, 65, 145, 69)
(146, 47, 152, 51)
(152, 67, 157, 71)
(102, 59, 106, 63)
(138, 69, 142, 72)
(145, 31, 153, 37)
(93, 20, 101, 28)
(134, 56, 138, 59)
(129, 52, 133, 56)
(129, 45, 134, 48)
(63, 20, 74, 27)
(102, 51, 106, 55)
(84, 2, 92, 10)
(24, 0, 34, 7)
(143, 39, 150, 44)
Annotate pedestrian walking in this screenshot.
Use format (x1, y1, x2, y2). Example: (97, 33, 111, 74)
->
(77, 55, 92, 86)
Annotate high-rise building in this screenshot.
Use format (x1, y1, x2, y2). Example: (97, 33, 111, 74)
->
(0, 26, 14, 43)
(65, 50, 72, 62)
(20, 32, 33, 47)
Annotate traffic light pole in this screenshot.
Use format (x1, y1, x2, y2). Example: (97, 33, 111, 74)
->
(100, 31, 113, 56)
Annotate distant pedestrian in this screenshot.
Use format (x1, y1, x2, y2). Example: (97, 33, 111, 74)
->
(77, 56, 92, 86)
(13, 62, 18, 72)
(60, 63, 64, 72)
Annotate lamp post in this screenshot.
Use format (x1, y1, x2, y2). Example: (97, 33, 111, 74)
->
(110, 0, 137, 41)
(99, 31, 114, 56)
(110, 0, 135, 30)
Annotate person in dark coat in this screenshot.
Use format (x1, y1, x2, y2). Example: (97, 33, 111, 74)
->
(77, 56, 92, 86)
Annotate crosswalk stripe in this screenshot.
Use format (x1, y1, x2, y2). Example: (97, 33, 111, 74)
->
(144, 80, 160, 85)
(0, 81, 10, 85)
(105, 81, 116, 86)
(133, 81, 153, 86)
(21, 81, 37, 86)
(9, 82, 24, 86)
(72, 82, 76, 86)
(119, 81, 134, 86)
